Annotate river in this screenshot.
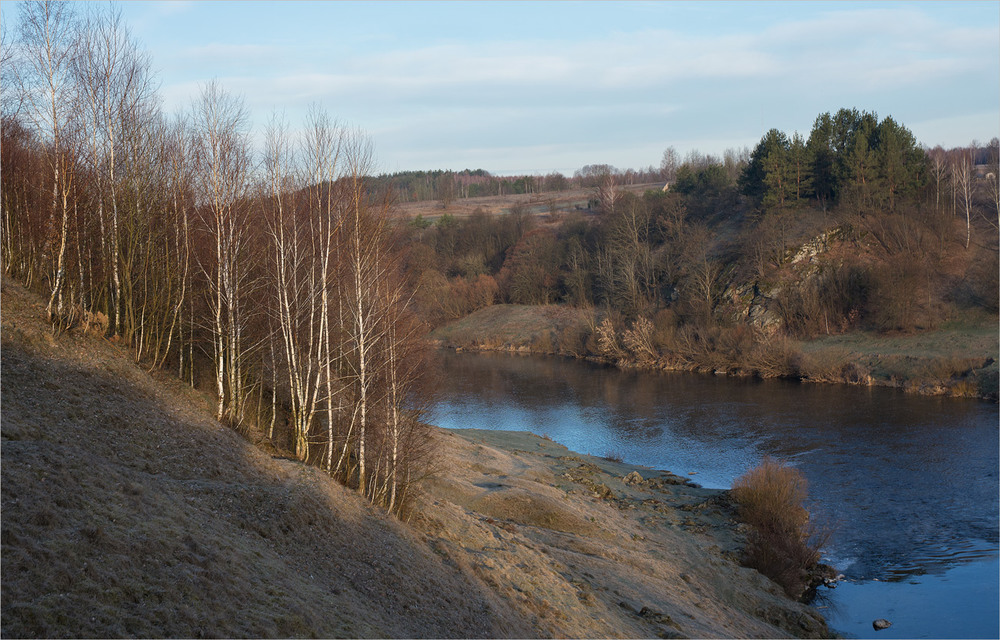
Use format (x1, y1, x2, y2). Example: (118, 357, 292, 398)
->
(427, 350, 999, 639)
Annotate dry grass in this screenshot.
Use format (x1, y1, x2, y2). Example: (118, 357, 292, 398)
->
(1, 276, 832, 638)
(421, 429, 831, 638)
(392, 183, 660, 223)
(430, 304, 592, 354)
(0, 276, 522, 639)
(731, 458, 826, 600)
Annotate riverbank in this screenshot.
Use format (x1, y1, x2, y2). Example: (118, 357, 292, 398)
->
(2, 276, 829, 638)
(430, 304, 999, 400)
(415, 428, 831, 638)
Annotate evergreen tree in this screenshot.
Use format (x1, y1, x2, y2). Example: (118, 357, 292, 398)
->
(806, 113, 837, 208)
(740, 128, 791, 209)
(875, 116, 926, 211)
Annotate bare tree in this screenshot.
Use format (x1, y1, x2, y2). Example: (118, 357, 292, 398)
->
(338, 133, 382, 496)
(437, 171, 455, 209)
(598, 195, 655, 315)
(1, 22, 24, 120)
(160, 114, 195, 373)
(681, 224, 722, 323)
(73, 3, 157, 337)
(265, 107, 346, 462)
(300, 107, 345, 471)
(15, 0, 80, 323)
(927, 146, 948, 216)
(596, 169, 621, 214)
(660, 146, 679, 183)
(264, 113, 313, 458)
(952, 145, 975, 249)
(986, 138, 1000, 230)
(192, 80, 255, 423)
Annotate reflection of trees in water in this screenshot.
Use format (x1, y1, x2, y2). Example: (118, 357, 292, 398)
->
(436, 350, 998, 581)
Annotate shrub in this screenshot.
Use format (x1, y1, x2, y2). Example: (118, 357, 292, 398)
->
(555, 322, 589, 356)
(601, 450, 624, 463)
(651, 308, 679, 350)
(731, 458, 825, 599)
(595, 317, 624, 361)
(800, 348, 853, 382)
(622, 316, 658, 365)
(531, 330, 554, 354)
(746, 334, 802, 378)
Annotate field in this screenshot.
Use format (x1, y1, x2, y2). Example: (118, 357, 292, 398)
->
(393, 182, 663, 222)
(797, 309, 999, 396)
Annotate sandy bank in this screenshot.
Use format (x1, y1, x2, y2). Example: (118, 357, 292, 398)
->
(414, 427, 831, 638)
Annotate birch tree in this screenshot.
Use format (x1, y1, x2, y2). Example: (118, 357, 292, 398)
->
(300, 107, 345, 471)
(192, 80, 255, 423)
(160, 114, 195, 373)
(986, 138, 999, 230)
(927, 146, 948, 216)
(264, 108, 344, 461)
(15, 0, 80, 323)
(73, 4, 157, 336)
(952, 146, 975, 249)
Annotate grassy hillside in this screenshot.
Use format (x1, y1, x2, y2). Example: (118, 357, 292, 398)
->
(0, 276, 522, 638)
(2, 275, 832, 638)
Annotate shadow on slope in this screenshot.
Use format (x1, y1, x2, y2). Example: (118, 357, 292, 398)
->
(0, 279, 525, 638)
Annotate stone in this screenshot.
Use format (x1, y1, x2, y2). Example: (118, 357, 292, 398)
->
(623, 471, 644, 486)
(873, 618, 892, 631)
(592, 483, 614, 499)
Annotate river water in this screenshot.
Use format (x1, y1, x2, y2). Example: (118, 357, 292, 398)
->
(427, 350, 999, 639)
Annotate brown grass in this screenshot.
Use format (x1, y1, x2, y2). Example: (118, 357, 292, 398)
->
(0, 276, 522, 639)
(392, 183, 660, 223)
(430, 303, 593, 355)
(731, 458, 825, 600)
(1, 276, 832, 639)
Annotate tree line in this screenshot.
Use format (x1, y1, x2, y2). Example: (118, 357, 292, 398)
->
(405, 116, 998, 377)
(376, 164, 665, 208)
(1, 1, 429, 515)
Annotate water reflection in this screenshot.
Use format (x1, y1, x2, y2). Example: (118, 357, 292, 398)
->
(429, 350, 999, 637)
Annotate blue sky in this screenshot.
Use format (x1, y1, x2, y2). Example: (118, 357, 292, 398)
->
(4, 1, 998, 175)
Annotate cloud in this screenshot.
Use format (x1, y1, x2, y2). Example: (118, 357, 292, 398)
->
(146, 2, 998, 172)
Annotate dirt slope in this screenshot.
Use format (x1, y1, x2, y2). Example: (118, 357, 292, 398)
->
(1, 276, 828, 638)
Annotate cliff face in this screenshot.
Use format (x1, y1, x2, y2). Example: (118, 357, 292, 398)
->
(1, 276, 828, 638)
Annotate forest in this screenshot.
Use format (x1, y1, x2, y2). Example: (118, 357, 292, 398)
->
(1, 2, 429, 515)
(404, 113, 999, 386)
(2, 2, 998, 518)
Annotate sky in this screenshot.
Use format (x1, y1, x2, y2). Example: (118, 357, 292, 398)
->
(3, 0, 999, 175)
